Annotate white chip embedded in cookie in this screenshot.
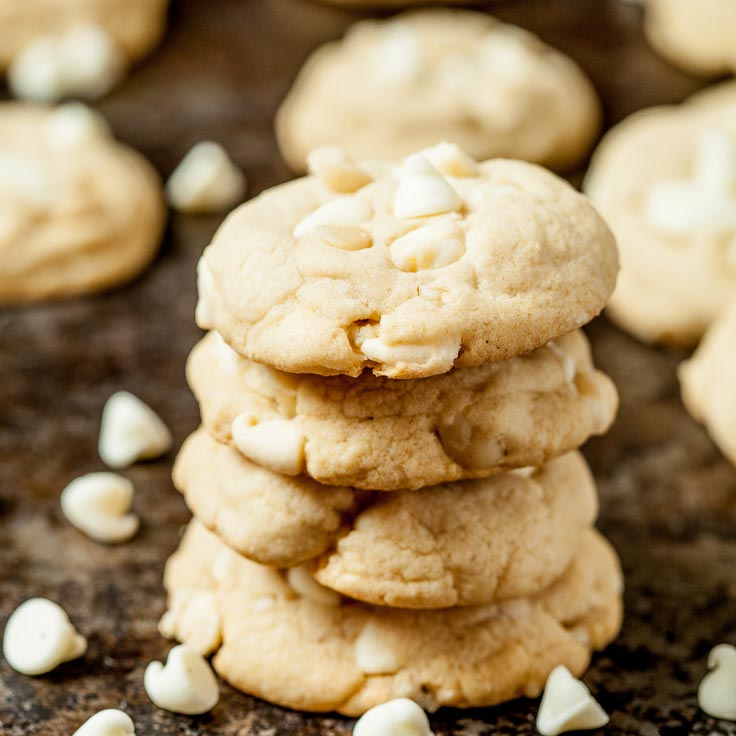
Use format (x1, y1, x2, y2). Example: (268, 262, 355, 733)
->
(276, 10, 601, 172)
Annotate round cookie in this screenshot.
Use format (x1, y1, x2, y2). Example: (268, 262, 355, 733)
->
(174, 431, 599, 609)
(276, 10, 601, 173)
(0, 103, 165, 302)
(189, 330, 618, 490)
(0, 0, 168, 70)
(584, 83, 736, 346)
(679, 301, 736, 468)
(160, 521, 623, 716)
(643, 0, 736, 76)
(199, 146, 618, 378)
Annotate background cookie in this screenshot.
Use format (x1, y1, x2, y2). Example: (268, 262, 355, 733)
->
(200, 151, 618, 378)
(189, 330, 618, 490)
(643, 0, 736, 76)
(585, 83, 736, 346)
(174, 432, 599, 608)
(0, 104, 165, 302)
(161, 521, 622, 716)
(276, 10, 600, 172)
(0, 0, 168, 70)
(679, 301, 736, 468)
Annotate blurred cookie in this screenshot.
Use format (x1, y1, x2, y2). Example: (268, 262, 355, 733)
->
(585, 82, 736, 346)
(0, 103, 165, 302)
(174, 431, 598, 608)
(643, 0, 736, 76)
(189, 330, 617, 490)
(276, 10, 600, 172)
(160, 520, 623, 715)
(679, 301, 736, 467)
(198, 146, 618, 378)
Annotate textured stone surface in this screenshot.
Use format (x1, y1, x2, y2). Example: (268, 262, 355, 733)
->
(1, 0, 735, 734)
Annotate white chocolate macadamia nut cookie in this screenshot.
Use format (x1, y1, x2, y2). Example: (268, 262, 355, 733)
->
(679, 301, 736, 469)
(188, 330, 617, 490)
(160, 521, 623, 716)
(643, 0, 736, 76)
(174, 430, 598, 609)
(0, 0, 168, 71)
(0, 103, 165, 302)
(276, 11, 601, 172)
(199, 147, 618, 378)
(585, 82, 736, 346)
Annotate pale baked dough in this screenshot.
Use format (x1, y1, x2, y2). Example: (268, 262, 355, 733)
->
(679, 300, 736, 467)
(585, 82, 736, 346)
(188, 330, 617, 490)
(0, 104, 165, 302)
(200, 154, 618, 378)
(0, 0, 168, 70)
(276, 10, 600, 173)
(160, 521, 623, 715)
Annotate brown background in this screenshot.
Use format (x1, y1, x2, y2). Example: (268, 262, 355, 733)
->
(1, 1, 735, 734)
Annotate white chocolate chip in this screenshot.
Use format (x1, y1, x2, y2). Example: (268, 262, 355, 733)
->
(72, 709, 136, 736)
(293, 197, 373, 238)
(307, 146, 372, 193)
(437, 417, 504, 470)
(421, 142, 479, 178)
(2, 598, 87, 676)
(546, 341, 577, 384)
(389, 220, 465, 272)
(9, 22, 127, 102)
(99, 391, 172, 469)
(377, 22, 424, 85)
(166, 141, 246, 214)
(698, 644, 736, 720)
(393, 154, 462, 219)
(354, 621, 400, 675)
(286, 565, 341, 606)
(360, 336, 460, 371)
(509, 466, 536, 478)
(144, 644, 219, 715)
(231, 415, 305, 476)
(536, 665, 609, 736)
(314, 225, 372, 251)
(195, 259, 216, 330)
(354, 698, 433, 736)
(43, 103, 110, 149)
(61, 472, 139, 544)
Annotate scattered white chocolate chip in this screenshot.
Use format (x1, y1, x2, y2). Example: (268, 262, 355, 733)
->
(353, 698, 433, 736)
(72, 709, 136, 736)
(2, 598, 87, 676)
(61, 472, 139, 544)
(536, 665, 609, 736)
(421, 142, 479, 178)
(546, 341, 577, 384)
(377, 22, 424, 85)
(389, 220, 465, 272)
(8, 22, 126, 102)
(698, 643, 736, 720)
(354, 621, 400, 675)
(231, 415, 305, 475)
(293, 197, 373, 238)
(393, 154, 462, 219)
(437, 418, 504, 469)
(314, 225, 372, 251)
(166, 141, 246, 214)
(286, 565, 341, 607)
(307, 146, 372, 193)
(99, 391, 173, 469)
(43, 103, 110, 149)
(195, 258, 216, 330)
(144, 644, 219, 715)
(360, 336, 460, 371)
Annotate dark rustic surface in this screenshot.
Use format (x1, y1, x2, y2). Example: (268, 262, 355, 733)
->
(1, 0, 735, 734)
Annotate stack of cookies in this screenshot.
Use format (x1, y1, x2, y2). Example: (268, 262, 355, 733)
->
(159, 142, 624, 716)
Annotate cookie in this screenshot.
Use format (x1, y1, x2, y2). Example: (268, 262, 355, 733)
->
(189, 330, 617, 490)
(198, 146, 618, 378)
(0, 104, 165, 302)
(643, 0, 736, 76)
(0, 0, 168, 70)
(276, 10, 600, 173)
(174, 430, 598, 608)
(160, 520, 622, 715)
(679, 301, 736, 467)
(584, 82, 736, 346)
